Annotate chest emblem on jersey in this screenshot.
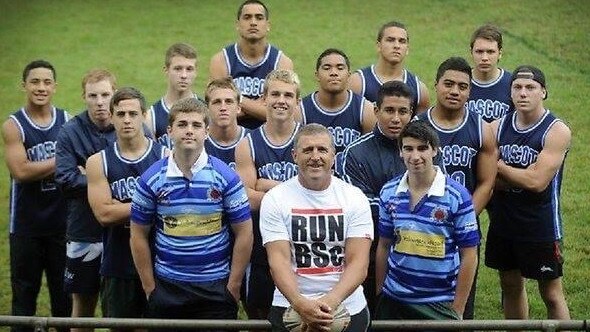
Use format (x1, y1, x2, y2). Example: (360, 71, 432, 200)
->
(431, 206, 448, 223)
(385, 198, 400, 217)
(157, 186, 172, 205)
(207, 187, 222, 203)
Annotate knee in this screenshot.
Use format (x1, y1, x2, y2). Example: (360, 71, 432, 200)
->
(500, 274, 525, 296)
(540, 285, 566, 309)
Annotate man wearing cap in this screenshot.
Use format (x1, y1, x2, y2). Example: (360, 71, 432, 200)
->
(486, 65, 571, 320)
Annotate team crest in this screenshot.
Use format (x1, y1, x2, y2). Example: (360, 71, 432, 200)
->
(386, 198, 400, 216)
(207, 187, 222, 203)
(431, 206, 448, 222)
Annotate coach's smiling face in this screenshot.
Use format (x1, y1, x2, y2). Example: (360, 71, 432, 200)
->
(293, 130, 335, 191)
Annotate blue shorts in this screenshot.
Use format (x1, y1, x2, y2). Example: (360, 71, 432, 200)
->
(63, 241, 103, 294)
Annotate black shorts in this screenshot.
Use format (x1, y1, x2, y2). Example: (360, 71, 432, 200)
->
(146, 276, 238, 321)
(244, 263, 275, 311)
(101, 276, 146, 318)
(268, 305, 369, 332)
(63, 241, 102, 294)
(484, 234, 563, 280)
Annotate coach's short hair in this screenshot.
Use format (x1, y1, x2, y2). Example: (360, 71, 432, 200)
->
(377, 20, 408, 42)
(81, 69, 116, 94)
(263, 69, 301, 98)
(110, 87, 147, 113)
(293, 123, 335, 151)
(165, 43, 197, 68)
(399, 120, 440, 150)
(168, 98, 210, 127)
(22, 60, 56, 82)
(435, 57, 472, 83)
(470, 24, 503, 50)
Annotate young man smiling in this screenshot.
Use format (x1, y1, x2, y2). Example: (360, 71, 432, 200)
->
(375, 120, 479, 321)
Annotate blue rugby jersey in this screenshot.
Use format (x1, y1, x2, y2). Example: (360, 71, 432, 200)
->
(9, 107, 68, 236)
(356, 65, 421, 110)
(100, 140, 166, 278)
(300, 91, 364, 177)
(488, 110, 565, 242)
(417, 108, 483, 194)
(223, 43, 282, 129)
(467, 68, 513, 123)
(378, 168, 479, 303)
(131, 151, 251, 282)
(204, 126, 250, 170)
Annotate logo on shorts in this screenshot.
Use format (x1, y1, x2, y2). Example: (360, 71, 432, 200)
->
(540, 265, 554, 273)
(431, 206, 448, 223)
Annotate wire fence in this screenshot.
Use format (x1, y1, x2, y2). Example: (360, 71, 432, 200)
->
(0, 316, 588, 331)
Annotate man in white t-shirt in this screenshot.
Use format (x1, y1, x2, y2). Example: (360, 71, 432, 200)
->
(260, 123, 373, 331)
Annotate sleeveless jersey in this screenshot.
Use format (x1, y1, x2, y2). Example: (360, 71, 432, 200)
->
(489, 110, 565, 242)
(100, 140, 167, 278)
(223, 43, 282, 129)
(417, 108, 483, 194)
(149, 94, 202, 148)
(9, 107, 68, 236)
(247, 123, 300, 265)
(467, 68, 513, 123)
(356, 65, 421, 110)
(300, 91, 364, 177)
(204, 126, 250, 170)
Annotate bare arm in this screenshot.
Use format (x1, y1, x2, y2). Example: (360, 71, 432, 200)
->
(452, 246, 478, 318)
(360, 99, 377, 134)
(471, 122, 498, 215)
(266, 240, 333, 328)
(375, 236, 393, 295)
(227, 219, 253, 302)
(86, 152, 131, 226)
(320, 237, 371, 310)
(2, 118, 55, 181)
(238, 98, 267, 121)
(235, 138, 265, 210)
(347, 72, 363, 95)
(415, 81, 431, 114)
(255, 178, 281, 192)
(209, 51, 229, 81)
(130, 222, 155, 296)
(497, 121, 571, 193)
(277, 53, 294, 71)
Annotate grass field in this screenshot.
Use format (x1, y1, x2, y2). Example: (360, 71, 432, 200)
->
(0, 0, 589, 324)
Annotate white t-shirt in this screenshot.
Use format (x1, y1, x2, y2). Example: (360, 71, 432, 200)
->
(260, 176, 373, 315)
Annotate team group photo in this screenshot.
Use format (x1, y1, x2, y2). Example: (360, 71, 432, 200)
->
(0, 0, 588, 331)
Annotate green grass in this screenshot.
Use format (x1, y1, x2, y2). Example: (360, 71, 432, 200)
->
(0, 0, 589, 322)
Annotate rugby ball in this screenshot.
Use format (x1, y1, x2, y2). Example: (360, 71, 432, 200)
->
(283, 303, 350, 332)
